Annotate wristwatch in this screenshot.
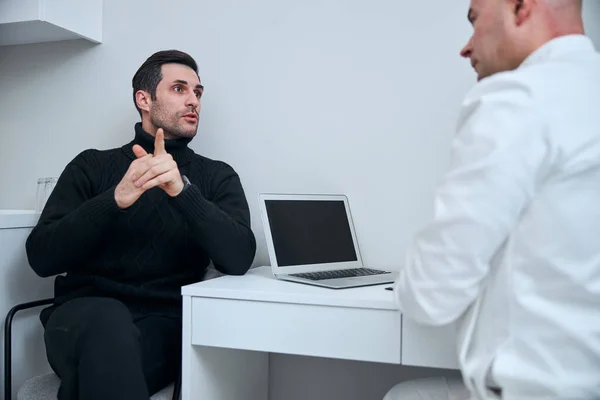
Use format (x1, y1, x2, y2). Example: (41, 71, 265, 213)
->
(180, 174, 192, 193)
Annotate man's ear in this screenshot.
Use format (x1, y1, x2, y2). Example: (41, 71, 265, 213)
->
(513, 0, 535, 26)
(135, 90, 152, 113)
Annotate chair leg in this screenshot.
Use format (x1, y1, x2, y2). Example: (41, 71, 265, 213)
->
(4, 298, 54, 400)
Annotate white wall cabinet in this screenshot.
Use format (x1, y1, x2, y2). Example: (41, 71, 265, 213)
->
(0, 0, 102, 47)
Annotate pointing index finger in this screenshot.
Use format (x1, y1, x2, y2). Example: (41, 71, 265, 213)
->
(155, 128, 166, 155)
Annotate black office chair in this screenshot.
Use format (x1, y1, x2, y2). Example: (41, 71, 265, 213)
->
(4, 298, 182, 400)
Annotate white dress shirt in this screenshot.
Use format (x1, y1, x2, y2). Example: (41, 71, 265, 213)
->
(393, 35, 600, 400)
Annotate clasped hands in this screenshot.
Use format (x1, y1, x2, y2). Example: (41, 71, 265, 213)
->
(115, 129, 184, 209)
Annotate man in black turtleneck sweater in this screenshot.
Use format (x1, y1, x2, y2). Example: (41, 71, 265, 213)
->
(25, 50, 256, 400)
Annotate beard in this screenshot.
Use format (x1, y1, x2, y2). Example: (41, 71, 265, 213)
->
(149, 100, 199, 139)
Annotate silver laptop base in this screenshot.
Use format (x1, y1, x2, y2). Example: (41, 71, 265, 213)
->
(278, 272, 397, 289)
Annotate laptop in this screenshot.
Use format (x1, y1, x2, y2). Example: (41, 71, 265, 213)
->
(258, 193, 397, 289)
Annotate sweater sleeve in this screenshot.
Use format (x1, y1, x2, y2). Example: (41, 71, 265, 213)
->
(26, 150, 123, 277)
(172, 163, 256, 276)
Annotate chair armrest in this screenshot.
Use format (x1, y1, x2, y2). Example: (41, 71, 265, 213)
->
(4, 298, 54, 400)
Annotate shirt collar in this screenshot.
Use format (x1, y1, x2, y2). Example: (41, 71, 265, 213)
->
(520, 34, 596, 69)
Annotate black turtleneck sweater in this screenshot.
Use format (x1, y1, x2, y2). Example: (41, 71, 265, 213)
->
(26, 123, 256, 313)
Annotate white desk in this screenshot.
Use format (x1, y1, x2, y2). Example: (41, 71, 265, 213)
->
(181, 267, 458, 400)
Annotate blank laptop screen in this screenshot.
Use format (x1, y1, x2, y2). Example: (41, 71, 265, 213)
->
(264, 199, 358, 267)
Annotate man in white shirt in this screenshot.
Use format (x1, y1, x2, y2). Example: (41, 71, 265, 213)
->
(384, 0, 600, 399)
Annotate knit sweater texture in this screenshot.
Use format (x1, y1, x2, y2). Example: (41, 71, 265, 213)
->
(26, 123, 256, 312)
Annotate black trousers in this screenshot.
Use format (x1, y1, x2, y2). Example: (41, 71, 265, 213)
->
(41, 297, 181, 400)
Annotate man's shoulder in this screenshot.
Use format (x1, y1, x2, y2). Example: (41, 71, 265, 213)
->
(455, 71, 543, 142)
(189, 152, 237, 175)
(68, 147, 123, 169)
(467, 50, 599, 107)
(458, 71, 537, 131)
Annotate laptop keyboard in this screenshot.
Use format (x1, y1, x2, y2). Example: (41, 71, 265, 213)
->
(290, 268, 390, 281)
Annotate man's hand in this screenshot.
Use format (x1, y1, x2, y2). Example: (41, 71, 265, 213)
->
(114, 129, 185, 209)
(131, 128, 185, 196)
(114, 151, 154, 209)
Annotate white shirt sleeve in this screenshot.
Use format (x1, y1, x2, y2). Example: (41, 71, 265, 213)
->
(393, 76, 550, 326)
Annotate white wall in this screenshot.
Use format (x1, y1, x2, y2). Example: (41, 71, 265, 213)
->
(1, 1, 599, 399)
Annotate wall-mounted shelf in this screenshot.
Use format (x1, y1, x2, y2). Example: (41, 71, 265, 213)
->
(0, 0, 102, 47)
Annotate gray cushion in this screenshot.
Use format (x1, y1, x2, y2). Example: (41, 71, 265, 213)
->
(17, 373, 175, 400)
(17, 373, 59, 400)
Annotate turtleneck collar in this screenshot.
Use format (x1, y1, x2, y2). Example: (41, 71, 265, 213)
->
(122, 123, 195, 166)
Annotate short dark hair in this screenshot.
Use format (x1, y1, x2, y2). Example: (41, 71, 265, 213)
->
(132, 50, 199, 117)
